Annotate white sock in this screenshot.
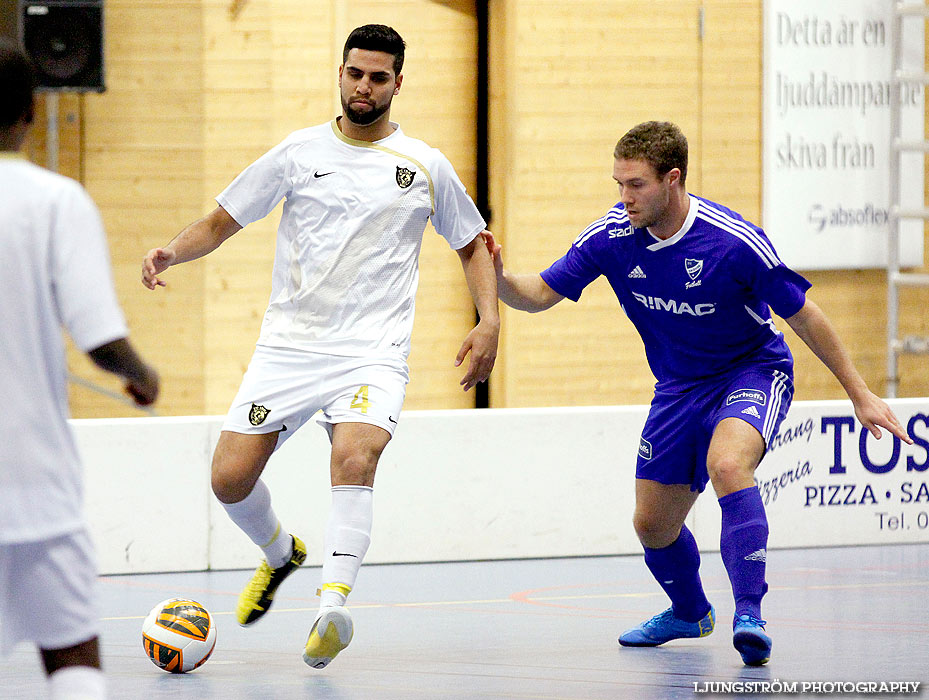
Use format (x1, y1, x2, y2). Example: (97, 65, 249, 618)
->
(319, 485, 373, 609)
(48, 665, 105, 700)
(220, 479, 293, 568)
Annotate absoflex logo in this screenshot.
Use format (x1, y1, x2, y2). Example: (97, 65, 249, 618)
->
(809, 205, 826, 232)
(808, 203, 889, 233)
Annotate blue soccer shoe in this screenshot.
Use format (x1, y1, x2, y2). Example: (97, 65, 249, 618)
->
(732, 614, 772, 666)
(618, 605, 715, 647)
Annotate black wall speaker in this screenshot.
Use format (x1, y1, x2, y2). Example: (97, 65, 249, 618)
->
(20, 0, 104, 92)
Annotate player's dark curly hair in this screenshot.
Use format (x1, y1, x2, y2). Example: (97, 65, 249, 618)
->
(614, 121, 688, 185)
(0, 39, 35, 129)
(343, 24, 406, 76)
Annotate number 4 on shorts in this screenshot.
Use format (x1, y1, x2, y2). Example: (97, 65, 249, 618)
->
(350, 385, 370, 414)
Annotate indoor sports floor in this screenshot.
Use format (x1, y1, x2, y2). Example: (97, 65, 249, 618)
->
(2, 543, 927, 699)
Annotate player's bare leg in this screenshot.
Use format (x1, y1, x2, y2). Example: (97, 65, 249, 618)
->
(304, 422, 390, 669)
(211, 430, 279, 504)
(213, 431, 307, 626)
(706, 417, 764, 498)
(631, 480, 700, 550)
(707, 417, 772, 665)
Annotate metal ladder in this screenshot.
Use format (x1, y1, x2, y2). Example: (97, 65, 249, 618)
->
(887, 1, 929, 397)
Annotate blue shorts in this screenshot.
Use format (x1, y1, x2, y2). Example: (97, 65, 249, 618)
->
(636, 366, 794, 493)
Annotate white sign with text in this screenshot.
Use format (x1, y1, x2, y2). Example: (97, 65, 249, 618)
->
(762, 0, 924, 270)
(77, 401, 929, 575)
(693, 399, 929, 549)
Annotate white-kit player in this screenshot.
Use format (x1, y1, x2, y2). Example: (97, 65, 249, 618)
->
(141, 24, 499, 668)
(0, 39, 160, 700)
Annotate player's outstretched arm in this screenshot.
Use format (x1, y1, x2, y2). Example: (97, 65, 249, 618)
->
(480, 231, 564, 313)
(141, 205, 242, 290)
(455, 235, 500, 391)
(88, 338, 160, 406)
(785, 299, 912, 444)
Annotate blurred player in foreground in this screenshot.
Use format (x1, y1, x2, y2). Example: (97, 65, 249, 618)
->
(0, 39, 160, 700)
(483, 121, 911, 666)
(141, 24, 498, 668)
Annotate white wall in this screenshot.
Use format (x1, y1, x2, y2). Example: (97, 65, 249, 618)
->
(74, 399, 929, 575)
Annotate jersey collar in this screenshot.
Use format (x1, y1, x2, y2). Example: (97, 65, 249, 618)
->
(646, 194, 699, 251)
(330, 118, 401, 147)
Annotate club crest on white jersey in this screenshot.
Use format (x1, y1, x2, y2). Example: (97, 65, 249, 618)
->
(396, 166, 416, 188)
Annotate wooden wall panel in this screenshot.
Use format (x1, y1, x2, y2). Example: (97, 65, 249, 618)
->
(700, 1, 762, 220)
(69, 0, 206, 418)
(489, 0, 702, 407)
(200, 0, 279, 414)
(53, 0, 929, 418)
(22, 94, 81, 180)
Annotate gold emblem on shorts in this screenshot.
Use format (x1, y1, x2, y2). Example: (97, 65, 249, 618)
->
(249, 403, 271, 426)
(396, 165, 415, 189)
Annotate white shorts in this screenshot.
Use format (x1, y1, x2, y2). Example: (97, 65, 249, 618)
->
(222, 345, 409, 450)
(0, 529, 99, 657)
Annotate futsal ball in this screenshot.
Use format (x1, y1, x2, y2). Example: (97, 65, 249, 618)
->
(142, 598, 217, 673)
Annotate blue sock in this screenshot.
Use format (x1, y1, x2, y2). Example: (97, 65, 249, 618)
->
(719, 486, 769, 620)
(643, 525, 711, 623)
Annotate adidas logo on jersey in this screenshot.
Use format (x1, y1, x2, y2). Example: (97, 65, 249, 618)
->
(744, 548, 767, 562)
(628, 266, 646, 279)
(741, 405, 761, 419)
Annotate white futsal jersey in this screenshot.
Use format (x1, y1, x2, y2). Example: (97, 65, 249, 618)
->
(217, 119, 486, 359)
(0, 154, 128, 543)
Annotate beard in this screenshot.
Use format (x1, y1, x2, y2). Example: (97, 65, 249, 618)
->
(629, 209, 658, 229)
(342, 96, 390, 126)
(630, 190, 671, 230)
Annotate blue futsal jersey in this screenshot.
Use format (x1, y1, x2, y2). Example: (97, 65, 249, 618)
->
(541, 195, 812, 391)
